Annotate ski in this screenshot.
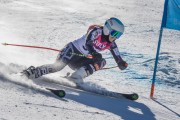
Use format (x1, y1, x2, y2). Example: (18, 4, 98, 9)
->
(15, 71, 136, 100)
(46, 88, 66, 98)
(59, 75, 139, 100)
(120, 93, 139, 100)
(52, 78, 138, 101)
(54, 84, 139, 101)
(75, 85, 138, 100)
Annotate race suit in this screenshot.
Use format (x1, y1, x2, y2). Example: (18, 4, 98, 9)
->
(57, 25, 124, 74)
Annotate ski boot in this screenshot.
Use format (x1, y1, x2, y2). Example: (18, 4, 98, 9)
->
(22, 66, 42, 79)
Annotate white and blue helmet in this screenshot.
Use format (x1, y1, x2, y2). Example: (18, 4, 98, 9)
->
(103, 17, 124, 39)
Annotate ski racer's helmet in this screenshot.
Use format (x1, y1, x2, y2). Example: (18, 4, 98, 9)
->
(103, 17, 124, 39)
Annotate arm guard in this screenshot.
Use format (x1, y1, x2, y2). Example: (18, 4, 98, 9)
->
(110, 42, 123, 64)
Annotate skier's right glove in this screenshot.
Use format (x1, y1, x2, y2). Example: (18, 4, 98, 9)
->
(91, 52, 102, 62)
(118, 60, 128, 70)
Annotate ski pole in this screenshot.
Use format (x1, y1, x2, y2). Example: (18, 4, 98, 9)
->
(2, 43, 118, 69)
(102, 66, 118, 70)
(2, 43, 93, 59)
(2, 43, 60, 52)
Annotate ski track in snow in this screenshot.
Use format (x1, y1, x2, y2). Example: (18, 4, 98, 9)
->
(0, 0, 180, 120)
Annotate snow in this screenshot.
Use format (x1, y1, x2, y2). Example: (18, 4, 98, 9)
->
(0, 0, 180, 120)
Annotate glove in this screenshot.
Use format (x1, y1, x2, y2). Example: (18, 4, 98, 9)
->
(118, 60, 128, 70)
(92, 52, 102, 62)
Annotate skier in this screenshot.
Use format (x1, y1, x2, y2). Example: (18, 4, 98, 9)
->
(22, 17, 128, 84)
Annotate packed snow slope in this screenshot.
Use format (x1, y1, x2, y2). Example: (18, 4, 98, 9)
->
(0, 0, 179, 120)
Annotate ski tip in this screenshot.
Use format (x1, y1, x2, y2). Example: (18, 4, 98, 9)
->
(123, 93, 139, 100)
(131, 93, 139, 100)
(46, 88, 66, 98)
(57, 90, 66, 98)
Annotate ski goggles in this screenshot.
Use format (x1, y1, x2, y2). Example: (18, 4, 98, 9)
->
(110, 30, 122, 39)
(105, 21, 122, 39)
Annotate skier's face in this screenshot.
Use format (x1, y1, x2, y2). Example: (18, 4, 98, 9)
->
(109, 36, 116, 42)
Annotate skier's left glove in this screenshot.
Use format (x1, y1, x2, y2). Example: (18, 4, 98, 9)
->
(118, 60, 128, 70)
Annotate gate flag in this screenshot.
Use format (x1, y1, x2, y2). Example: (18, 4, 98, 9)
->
(150, 0, 180, 98)
(162, 0, 180, 30)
